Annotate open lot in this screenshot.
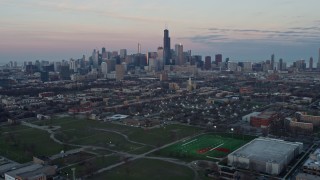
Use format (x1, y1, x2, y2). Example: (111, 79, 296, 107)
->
(90, 159, 195, 180)
(157, 133, 255, 160)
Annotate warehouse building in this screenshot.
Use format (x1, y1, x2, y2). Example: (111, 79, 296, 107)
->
(228, 138, 303, 175)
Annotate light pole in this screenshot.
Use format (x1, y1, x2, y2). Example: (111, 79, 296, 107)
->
(71, 168, 76, 180)
(231, 128, 234, 138)
(214, 125, 217, 133)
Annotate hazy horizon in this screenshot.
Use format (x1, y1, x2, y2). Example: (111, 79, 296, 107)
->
(1, 0, 320, 63)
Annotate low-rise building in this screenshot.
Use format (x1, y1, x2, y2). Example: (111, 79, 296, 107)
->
(302, 148, 320, 176)
(5, 163, 57, 180)
(250, 111, 277, 128)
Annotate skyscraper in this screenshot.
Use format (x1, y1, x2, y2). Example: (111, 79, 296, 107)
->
(175, 44, 184, 65)
(204, 56, 212, 70)
(271, 54, 275, 70)
(215, 54, 222, 66)
(318, 48, 320, 70)
(120, 49, 127, 59)
(138, 43, 141, 54)
(92, 49, 99, 68)
(101, 62, 108, 76)
(163, 29, 171, 65)
(102, 47, 107, 59)
(279, 58, 283, 71)
(309, 57, 313, 70)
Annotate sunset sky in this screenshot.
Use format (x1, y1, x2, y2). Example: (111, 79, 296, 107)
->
(1, 0, 320, 63)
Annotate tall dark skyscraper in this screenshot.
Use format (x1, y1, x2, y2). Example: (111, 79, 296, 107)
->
(271, 54, 275, 70)
(163, 29, 171, 65)
(215, 54, 222, 65)
(279, 58, 283, 71)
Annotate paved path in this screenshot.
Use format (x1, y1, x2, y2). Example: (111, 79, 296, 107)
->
(92, 128, 154, 147)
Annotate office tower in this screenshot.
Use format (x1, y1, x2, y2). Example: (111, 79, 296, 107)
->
(112, 51, 118, 58)
(148, 58, 159, 72)
(60, 65, 71, 80)
(309, 57, 313, 70)
(215, 54, 222, 66)
(157, 47, 164, 69)
(271, 54, 275, 70)
(120, 49, 127, 59)
(116, 64, 125, 81)
(279, 58, 283, 71)
(102, 47, 107, 59)
(318, 48, 320, 70)
(147, 52, 157, 65)
(192, 55, 203, 68)
(175, 44, 184, 65)
(92, 49, 99, 68)
(69, 59, 77, 72)
(101, 62, 108, 76)
(138, 43, 141, 54)
(163, 29, 171, 65)
(204, 56, 212, 70)
(54, 62, 61, 72)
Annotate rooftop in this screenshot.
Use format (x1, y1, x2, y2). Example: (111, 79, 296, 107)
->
(303, 148, 320, 169)
(229, 138, 302, 164)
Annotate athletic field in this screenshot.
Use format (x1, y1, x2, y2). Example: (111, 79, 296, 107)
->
(159, 133, 254, 159)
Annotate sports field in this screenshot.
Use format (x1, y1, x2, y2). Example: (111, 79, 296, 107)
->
(159, 133, 254, 159)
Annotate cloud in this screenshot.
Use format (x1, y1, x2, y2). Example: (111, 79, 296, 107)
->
(181, 26, 320, 47)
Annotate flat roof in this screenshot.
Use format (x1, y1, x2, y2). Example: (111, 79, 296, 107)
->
(230, 138, 302, 164)
(6, 164, 42, 177)
(303, 148, 320, 168)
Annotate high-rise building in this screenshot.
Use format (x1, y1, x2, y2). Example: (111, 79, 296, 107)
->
(101, 62, 108, 76)
(92, 49, 99, 68)
(215, 54, 222, 66)
(157, 47, 164, 69)
(318, 48, 320, 70)
(69, 59, 77, 72)
(60, 65, 71, 80)
(279, 58, 283, 71)
(309, 57, 313, 70)
(116, 64, 125, 81)
(138, 43, 141, 54)
(102, 47, 107, 59)
(163, 29, 171, 65)
(120, 49, 127, 59)
(147, 52, 157, 66)
(271, 54, 275, 70)
(204, 56, 212, 70)
(175, 44, 184, 65)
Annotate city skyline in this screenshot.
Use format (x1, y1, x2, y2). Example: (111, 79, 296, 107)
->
(1, 0, 320, 63)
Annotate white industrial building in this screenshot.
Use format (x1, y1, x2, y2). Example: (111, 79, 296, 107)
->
(228, 138, 303, 175)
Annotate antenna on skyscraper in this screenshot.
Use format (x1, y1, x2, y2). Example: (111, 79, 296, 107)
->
(165, 23, 168, 29)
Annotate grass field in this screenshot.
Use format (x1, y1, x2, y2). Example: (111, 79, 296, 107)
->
(34, 116, 203, 152)
(90, 159, 195, 180)
(0, 116, 202, 163)
(60, 155, 122, 179)
(0, 126, 72, 163)
(158, 133, 254, 160)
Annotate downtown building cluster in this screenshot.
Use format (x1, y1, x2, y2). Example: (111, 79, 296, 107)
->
(2, 29, 320, 83)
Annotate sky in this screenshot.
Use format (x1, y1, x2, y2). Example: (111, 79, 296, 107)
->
(1, 0, 320, 64)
